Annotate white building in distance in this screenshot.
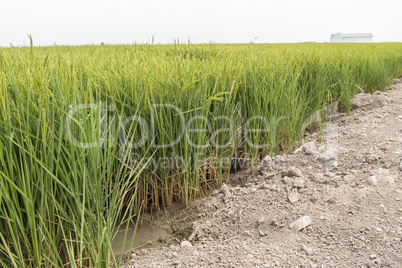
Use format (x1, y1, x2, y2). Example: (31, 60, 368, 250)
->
(330, 33, 373, 43)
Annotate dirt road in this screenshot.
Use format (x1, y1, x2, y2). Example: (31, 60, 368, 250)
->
(124, 79, 402, 267)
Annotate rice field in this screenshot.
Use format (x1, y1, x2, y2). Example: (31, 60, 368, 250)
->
(0, 42, 402, 267)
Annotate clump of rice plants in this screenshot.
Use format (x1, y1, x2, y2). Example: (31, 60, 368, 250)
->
(0, 42, 401, 267)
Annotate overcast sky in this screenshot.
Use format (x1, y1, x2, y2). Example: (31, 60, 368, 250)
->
(1, 0, 401, 47)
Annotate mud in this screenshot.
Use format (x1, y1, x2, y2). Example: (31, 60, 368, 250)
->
(113, 221, 173, 254)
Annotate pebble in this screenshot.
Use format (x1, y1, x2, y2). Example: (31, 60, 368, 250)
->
(282, 166, 303, 177)
(262, 155, 272, 163)
(180, 241, 193, 248)
(264, 173, 275, 179)
(289, 216, 312, 231)
(367, 176, 377, 186)
(302, 244, 314, 255)
(370, 254, 377, 259)
(399, 163, 402, 171)
(259, 230, 266, 237)
(159, 236, 167, 244)
(282, 176, 292, 185)
(317, 154, 335, 163)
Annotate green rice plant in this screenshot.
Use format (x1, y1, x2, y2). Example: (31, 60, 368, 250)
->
(0, 42, 402, 267)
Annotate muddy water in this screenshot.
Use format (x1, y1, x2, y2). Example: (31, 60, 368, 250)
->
(112, 221, 172, 254)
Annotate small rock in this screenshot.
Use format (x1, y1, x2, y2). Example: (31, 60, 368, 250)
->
(270, 218, 279, 226)
(282, 166, 303, 177)
(180, 241, 192, 248)
(302, 244, 314, 255)
(367, 176, 377, 186)
(370, 254, 377, 259)
(262, 155, 272, 163)
(282, 176, 292, 185)
(289, 216, 312, 231)
(302, 142, 318, 155)
(287, 188, 299, 203)
(317, 154, 335, 163)
(259, 230, 266, 237)
(399, 163, 402, 171)
(310, 194, 321, 203)
(264, 173, 275, 179)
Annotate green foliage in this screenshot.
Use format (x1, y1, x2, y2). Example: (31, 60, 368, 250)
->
(0, 42, 401, 267)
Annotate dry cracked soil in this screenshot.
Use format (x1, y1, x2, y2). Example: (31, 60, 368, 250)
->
(119, 78, 402, 268)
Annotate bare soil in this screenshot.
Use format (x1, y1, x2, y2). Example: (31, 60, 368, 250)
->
(121, 79, 402, 268)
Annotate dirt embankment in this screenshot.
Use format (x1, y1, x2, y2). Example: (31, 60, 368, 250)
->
(123, 79, 402, 267)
